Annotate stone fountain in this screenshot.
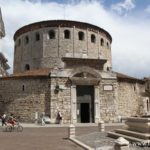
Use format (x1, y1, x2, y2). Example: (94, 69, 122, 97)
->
(108, 116, 150, 145)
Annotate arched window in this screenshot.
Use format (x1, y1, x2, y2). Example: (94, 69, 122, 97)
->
(48, 30, 55, 39)
(25, 64, 30, 71)
(18, 39, 21, 46)
(64, 30, 70, 39)
(91, 34, 96, 43)
(78, 31, 84, 41)
(25, 36, 29, 44)
(101, 38, 104, 46)
(36, 32, 40, 41)
(107, 42, 109, 48)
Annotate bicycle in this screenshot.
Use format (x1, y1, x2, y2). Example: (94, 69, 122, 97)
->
(5, 121, 23, 132)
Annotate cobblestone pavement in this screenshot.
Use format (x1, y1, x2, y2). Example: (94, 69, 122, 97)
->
(0, 127, 83, 150)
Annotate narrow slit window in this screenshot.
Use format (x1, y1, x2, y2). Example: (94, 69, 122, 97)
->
(101, 38, 104, 46)
(107, 42, 109, 48)
(22, 85, 25, 91)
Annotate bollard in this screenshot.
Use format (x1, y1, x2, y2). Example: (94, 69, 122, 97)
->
(114, 137, 130, 150)
(35, 111, 38, 124)
(68, 124, 75, 138)
(98, 120, 105, 132)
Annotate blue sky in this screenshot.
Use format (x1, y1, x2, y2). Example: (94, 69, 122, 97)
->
(1, 0, 150, 78)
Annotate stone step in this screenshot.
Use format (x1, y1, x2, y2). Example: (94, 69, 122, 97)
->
(125, 121, 150, 133)
(107, 131, 150, 145)
(115, 129, 150, 140)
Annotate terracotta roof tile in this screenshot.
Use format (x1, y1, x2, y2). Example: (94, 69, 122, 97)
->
(1, 68, 51, 79)
(115, 72, 144, 83)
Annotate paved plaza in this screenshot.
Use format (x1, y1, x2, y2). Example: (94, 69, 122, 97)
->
(0, 126, 83, 150)
(0, 123, 149, 150)
(0, 123, 120, 150)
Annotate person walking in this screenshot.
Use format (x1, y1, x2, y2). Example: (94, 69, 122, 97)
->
(1, 113, 7, 126)
(56, 111, 62, 124)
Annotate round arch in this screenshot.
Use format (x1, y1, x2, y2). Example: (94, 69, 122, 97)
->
(70, 66, 101, 79)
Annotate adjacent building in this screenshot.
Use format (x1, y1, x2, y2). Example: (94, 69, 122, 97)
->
(0, 8, 10, 77)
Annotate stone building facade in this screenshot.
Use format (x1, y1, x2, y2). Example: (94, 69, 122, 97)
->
(0, 19, 149, 123)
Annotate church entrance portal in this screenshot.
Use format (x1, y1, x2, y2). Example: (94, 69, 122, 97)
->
(77, 86, 94, 123)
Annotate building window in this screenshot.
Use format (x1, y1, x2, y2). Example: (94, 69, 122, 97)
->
(18, 39, 21, 46)
(25, 64, 30, 71)
(147, 98, 150, 112)
(22, 85, 25, 91)
(91, 34, 96, 43)
(35, 32, 40, 41)
(107, 67, 110, 71)
(134, 86, 136, 91)
(25, 36, 29, 44)
(64, 30, 70, 39)
(48, 30, 55, 39)
(78, 31, 84, 41)
(101, 38, 104, 46)
(107, 42, 109, 48)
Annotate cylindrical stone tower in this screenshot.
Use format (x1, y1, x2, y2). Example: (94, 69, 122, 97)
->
(14, 20, 112, 73)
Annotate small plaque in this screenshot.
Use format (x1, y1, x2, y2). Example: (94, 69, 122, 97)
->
(104, 85, 113, 91)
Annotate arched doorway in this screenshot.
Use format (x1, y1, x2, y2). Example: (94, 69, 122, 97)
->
(69, 67, 101, 123)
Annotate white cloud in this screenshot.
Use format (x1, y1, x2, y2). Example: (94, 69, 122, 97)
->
(111, 0, 136, 15)
(145, 5, 150, 13)
(0, 0, 150, 78)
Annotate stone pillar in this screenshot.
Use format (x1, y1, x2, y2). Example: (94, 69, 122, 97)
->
(71, 85, 77, 124)
(98, 120, 105, 132)
(35, 111, 38, 124)
(94, 86, 100, 123)
(114, 137, 130, 150)
(68, 124, 75, 138)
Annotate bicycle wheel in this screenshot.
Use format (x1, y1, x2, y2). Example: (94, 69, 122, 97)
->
(6, 126, 12, 132)
(17, 125, 23, 132)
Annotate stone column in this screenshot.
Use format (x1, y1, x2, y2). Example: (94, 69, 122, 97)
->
(71, 85, 77, 123)
(94, 85, 100, 123)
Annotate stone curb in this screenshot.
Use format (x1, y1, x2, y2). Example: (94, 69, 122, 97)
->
(19, 123, 124, 128)
(70, 137, 94, 150)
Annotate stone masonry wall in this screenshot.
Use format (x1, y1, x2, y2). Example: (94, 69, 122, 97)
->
(99, 79, 118, 123)
(117, 81, 145, 117)
(0, 77, 50, 122)
(50, 77, 71, 124)
(14, 23, 111, 73)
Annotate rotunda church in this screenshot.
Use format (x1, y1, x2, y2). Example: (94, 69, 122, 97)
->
(0, 19, 149, 123)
